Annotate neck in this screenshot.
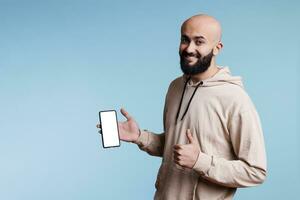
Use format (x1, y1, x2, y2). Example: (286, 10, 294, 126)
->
(190, 60, 220, 83)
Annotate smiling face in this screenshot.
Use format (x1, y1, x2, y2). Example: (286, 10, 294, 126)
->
(179, 15, 223, 75)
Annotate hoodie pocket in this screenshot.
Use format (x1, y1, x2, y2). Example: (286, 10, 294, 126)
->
(158, 163, 199, 200)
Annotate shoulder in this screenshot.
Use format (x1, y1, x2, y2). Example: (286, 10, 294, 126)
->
(166, 75, 184, 93)
(169, 75, 184, 88)
(163, 75, 184, 101)
(223, 84, 256, 117)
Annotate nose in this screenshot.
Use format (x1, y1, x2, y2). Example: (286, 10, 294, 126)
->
(185, 41, 196, 54)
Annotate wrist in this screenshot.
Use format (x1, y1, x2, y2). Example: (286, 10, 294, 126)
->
(137, 128, 142, 140)
(191, 149, 201, 169)
(133, 128, 142, 143)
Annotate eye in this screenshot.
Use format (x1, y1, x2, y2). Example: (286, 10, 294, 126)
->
(181, 37, 189, 44)
(195, 40, 204, 46)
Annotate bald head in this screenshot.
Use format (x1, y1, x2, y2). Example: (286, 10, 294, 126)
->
(179, 14, 224, 76)
(181, 14, 222, 45)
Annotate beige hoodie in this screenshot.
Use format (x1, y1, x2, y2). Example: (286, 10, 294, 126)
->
(135, 66, 267, 200)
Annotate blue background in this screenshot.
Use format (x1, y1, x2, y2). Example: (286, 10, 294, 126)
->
(0, 0, 299, 199)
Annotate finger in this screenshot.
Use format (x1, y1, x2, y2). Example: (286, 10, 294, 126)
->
(173, 149, 180, 156)
(173, 156, 180, 163)
(175, 159, 183, 167)
(96, 124, 102, 129)
(173, 155, 180, 162)
(120, 108, 132, 120)
(173, 149, 182, 158)
(186, 129, 194, 144)
(173, 144, 182, 150)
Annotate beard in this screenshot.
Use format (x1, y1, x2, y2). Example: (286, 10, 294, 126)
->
(179, 49, 214, 75)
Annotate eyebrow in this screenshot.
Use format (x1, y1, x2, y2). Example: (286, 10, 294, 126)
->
(181, 34, 207, 41)
(194, 36, 207, 41)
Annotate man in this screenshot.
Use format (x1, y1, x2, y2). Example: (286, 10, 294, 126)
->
(97, 14, 267, 200)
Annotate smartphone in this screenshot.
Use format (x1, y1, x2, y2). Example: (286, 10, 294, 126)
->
(99, 110, 121, 148)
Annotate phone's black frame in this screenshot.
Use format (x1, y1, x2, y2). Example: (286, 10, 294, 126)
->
(99, 110, 121, 148)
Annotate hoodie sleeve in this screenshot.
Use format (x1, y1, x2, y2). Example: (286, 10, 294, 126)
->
(192, 104, 267, 188)
(134, 129, 165, 157)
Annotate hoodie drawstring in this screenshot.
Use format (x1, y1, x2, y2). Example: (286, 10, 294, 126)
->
(175, 77, 203, 122)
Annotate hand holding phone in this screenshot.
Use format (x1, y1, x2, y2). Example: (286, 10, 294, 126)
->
(97, 108, 140, 145)
(99, 110, 120, 148)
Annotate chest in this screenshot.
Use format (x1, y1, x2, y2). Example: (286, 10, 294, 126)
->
(164, 87, 233, 156)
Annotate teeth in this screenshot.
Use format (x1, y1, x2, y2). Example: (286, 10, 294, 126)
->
(186, 57, 196, 60)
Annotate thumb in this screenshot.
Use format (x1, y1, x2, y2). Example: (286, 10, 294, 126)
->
(120, 107, 132, 120)
(186, 129, 194, 144)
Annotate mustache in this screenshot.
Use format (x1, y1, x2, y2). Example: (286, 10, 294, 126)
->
(180, 50, 201, 58)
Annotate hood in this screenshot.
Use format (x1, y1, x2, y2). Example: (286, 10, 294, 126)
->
(182, 66, 244, 88)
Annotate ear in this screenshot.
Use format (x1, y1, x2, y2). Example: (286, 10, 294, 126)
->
(213, 41, 223, 56)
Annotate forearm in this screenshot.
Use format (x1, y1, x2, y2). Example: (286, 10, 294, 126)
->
(193, 105, 268, 188)
(192, 153, 267, 188)
(134, 129, 165, 157)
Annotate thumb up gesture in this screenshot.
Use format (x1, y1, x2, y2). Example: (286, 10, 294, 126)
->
(173, 129, 200, 169)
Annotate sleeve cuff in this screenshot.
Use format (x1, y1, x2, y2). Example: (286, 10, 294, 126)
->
(192, 152, 212, 176)
(134, 129, 149, 147)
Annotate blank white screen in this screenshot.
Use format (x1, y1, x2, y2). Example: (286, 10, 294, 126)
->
(100, 111, 120, 147)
